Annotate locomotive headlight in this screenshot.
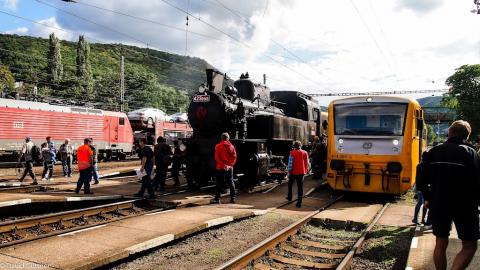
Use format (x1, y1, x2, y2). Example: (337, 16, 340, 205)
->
(198, 83, 206, 93)
(392, 139, 399, 146)
(338, 138, 344, 145)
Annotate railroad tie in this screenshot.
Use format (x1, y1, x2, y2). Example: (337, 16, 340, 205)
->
(293, 239, 348, 251)
(268, 253, 336, 269)
(280, 243, 346, 259)
(253, 262, 280, 270)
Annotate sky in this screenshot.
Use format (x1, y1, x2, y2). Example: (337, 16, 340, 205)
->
(1, 0, 479, 105)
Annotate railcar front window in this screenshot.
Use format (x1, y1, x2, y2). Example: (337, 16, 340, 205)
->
(334, 103, 407, 136)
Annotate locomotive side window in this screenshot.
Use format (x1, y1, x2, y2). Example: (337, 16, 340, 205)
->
(312, 108, 319, 121)
(119, 117, 125, 126)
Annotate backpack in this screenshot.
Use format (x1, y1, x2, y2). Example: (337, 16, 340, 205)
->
(31, 145, 42, 162)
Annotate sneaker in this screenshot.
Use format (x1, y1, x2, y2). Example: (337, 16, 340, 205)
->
(41, 178, 47, 181)
(211, 198, 221, 204)
(84, 191, 94, 195)
(133, 193, 143, 197)
(286, 197, 292, 202)
(296, 203, 302, 208)
(230, 198, 236, 204)
(412, 219, 419, 225)
(31, 181, 38, 185)
(74, 189, 80, 194)
(93, 180, 99, 185)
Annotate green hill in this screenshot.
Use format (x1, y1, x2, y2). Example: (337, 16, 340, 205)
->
(0, 34, 212, 113)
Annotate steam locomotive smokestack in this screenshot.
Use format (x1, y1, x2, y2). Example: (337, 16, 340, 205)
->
(263, 74, 267, 85)
(206, 68, 224, 93)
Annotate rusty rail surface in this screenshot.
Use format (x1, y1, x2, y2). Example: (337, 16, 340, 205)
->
(215, 195, 344, 270)
(0, 199, 152, 248)
(217, 200, 389, 270)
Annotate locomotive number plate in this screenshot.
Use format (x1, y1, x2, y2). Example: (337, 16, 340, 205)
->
(193, 95, 210, 102)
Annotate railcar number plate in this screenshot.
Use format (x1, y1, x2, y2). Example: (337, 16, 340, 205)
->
(193, 95, 210, 102)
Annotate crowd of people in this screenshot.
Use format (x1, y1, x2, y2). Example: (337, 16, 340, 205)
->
(18, 136, 100, 188)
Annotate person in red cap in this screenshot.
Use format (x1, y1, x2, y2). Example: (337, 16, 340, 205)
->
(212, 132, 237, 204)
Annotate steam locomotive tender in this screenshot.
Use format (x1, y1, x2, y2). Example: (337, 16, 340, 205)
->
(187, 69, 326, 188)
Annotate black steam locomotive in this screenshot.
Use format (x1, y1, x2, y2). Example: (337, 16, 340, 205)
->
(186, 69, 327, 187)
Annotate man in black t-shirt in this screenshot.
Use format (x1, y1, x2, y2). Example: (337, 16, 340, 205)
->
(418, 120, 480, 270)
(134, 138, 155, 199)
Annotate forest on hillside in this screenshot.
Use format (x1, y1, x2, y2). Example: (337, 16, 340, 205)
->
(0, 33, 212, 113)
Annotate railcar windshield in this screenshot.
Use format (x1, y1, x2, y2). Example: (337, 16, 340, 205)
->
(334, 103, 408, 136)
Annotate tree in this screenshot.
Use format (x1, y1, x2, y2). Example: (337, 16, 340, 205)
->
(426, 124, 438, 144)
(0, 65, 15, 96)
(76, 35, 94, 100)
(47, 33, 63, 85)
(444, 64, 480, 137)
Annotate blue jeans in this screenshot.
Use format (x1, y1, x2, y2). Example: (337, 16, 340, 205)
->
(62, 156, 72, 176)
(413, 190, 427, 223)
(137, 164, 154, 198)
(92, 164, 99, 181)
(42, 161, 54, 179)
(76, 167, 93, 194)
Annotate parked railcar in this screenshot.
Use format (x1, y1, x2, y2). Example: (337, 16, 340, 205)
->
(326, 96, 426, 195)
(0, 98, 133, 161)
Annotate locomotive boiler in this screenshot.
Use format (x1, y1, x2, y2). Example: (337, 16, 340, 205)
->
(187, 69, 327, 187)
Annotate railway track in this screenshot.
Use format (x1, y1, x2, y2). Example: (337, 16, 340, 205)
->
(216, 200, 389, 270)
(0, 199, 161, 248)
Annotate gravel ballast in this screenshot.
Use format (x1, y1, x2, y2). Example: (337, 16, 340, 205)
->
(111, 212, 298, 270)
(351, 225, 414, 270)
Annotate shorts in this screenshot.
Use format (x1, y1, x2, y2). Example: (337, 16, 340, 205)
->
(431, 206, 480, 241)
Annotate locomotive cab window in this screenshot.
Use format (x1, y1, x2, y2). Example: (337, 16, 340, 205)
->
(119, 117, 125, 126)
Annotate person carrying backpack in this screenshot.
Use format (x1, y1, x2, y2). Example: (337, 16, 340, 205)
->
(41, 142, 55, 181)
(18, 137, 37, 185)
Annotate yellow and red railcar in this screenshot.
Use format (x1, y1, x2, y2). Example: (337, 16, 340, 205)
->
(326, 96, 426, 195)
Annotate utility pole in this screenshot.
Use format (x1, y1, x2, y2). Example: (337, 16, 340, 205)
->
(120, 55, 125, 112)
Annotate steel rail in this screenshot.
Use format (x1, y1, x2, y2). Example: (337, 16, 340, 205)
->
(0, 199, 152, 248)
(216, 200, 390, 270)
(336, 203, 390, 270)
(215, 195, 344, 270)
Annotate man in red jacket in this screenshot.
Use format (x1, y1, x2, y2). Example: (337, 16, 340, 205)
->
(287, 140, 309, 208)
(212, 132, 237, 204)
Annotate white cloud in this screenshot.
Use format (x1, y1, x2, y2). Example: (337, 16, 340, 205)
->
(29, 17, 74, 41)
(2, 0, 19, 10)
(26, 0, 480, 105)
(6, 26, 28, 34)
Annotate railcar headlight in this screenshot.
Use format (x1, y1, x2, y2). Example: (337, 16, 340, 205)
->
(392, 139, 399, 146)
(338, 138, 344, 145)
(338, 146, 344, 152)
(392, 147, 399, 152)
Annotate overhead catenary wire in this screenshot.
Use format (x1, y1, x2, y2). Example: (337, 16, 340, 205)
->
(33, 0, 293, 86)
(72, 0, 225, 42)
(348, 0, 397, 79)
(159, 0, 323, 87)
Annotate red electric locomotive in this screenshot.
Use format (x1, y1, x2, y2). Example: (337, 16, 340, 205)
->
(0, 98, 133, 161)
